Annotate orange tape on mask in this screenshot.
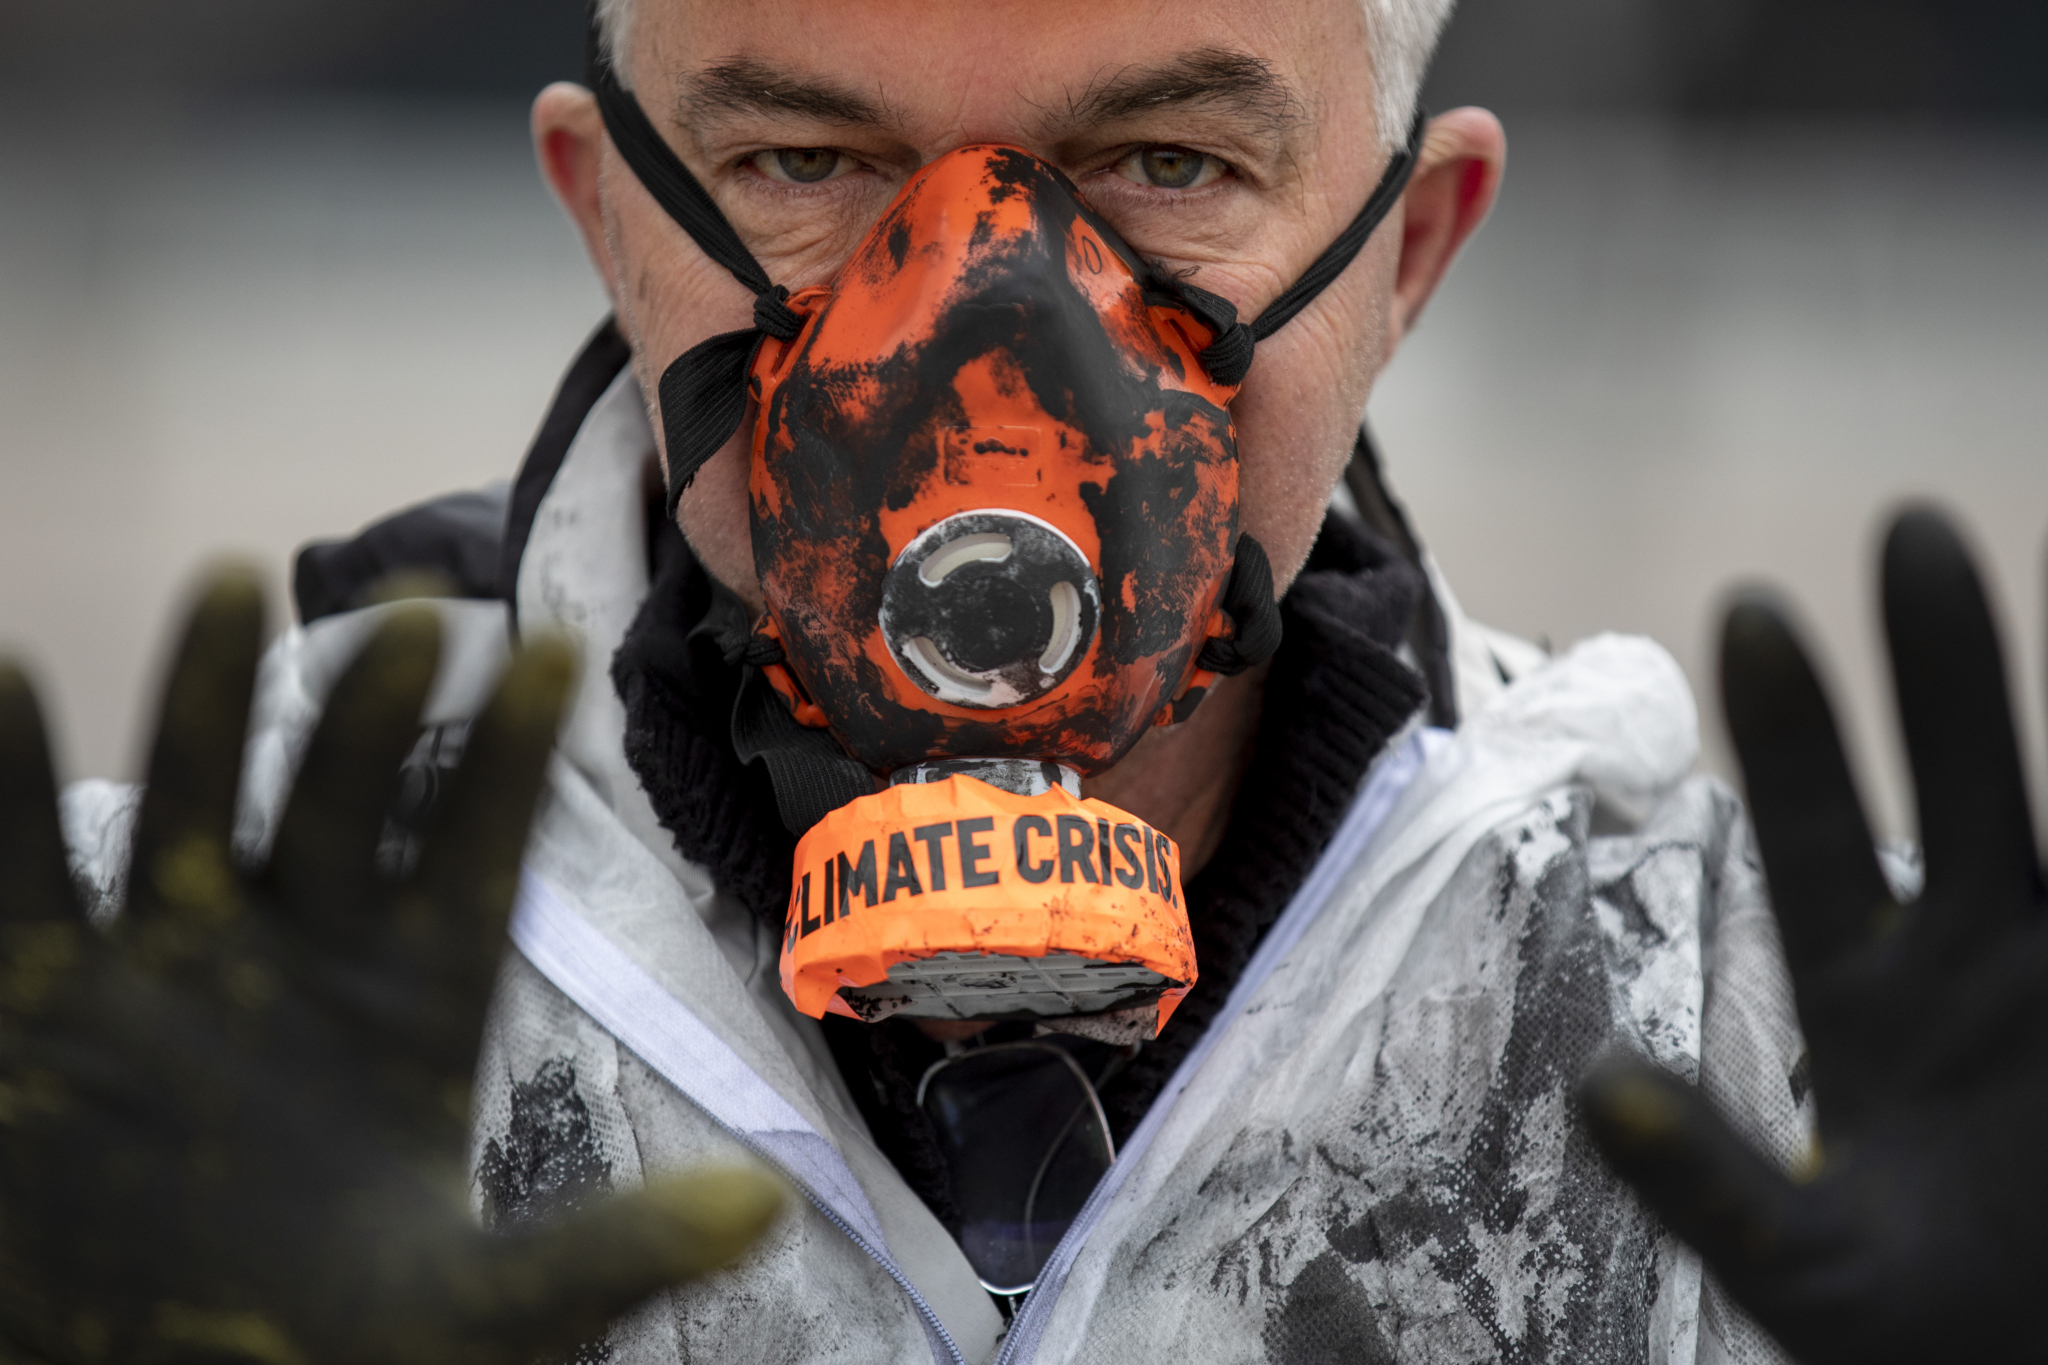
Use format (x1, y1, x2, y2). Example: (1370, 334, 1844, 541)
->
(779, 776, 1196, 1035)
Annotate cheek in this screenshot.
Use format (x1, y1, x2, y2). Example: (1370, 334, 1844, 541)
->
(1228, 235, 1397, 591)
(736, 195, 896, 291)
(604, 166, 768, 608)
(673, 425, 764, 611)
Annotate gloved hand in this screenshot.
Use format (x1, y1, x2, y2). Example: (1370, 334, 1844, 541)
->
(1579, 508, 2048, 1362)
(0, 569, 782, 1364)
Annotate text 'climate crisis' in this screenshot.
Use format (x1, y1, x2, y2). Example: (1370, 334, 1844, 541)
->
(787, 814, 1181, 942)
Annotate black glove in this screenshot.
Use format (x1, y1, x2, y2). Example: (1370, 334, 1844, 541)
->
(1579, 508, 2048, 1362)
(0, 569, 782, 1364)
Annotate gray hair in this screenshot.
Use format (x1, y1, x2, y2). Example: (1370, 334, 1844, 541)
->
(595, 0, 1454, 152)
(1361, 0, 1456, 148)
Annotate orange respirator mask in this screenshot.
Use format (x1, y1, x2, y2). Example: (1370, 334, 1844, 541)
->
(594, 56, 1421, 1035)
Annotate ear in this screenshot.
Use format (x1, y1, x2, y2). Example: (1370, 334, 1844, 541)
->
(533, 82, 619, 306)
(1386, 107, 1506, 349)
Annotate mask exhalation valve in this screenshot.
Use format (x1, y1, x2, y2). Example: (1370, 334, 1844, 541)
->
(879, 510, 1101, 710)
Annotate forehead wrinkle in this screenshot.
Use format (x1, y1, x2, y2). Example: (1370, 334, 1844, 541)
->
(677, 55, 904, 135)
(1040, 46, 1310, 146)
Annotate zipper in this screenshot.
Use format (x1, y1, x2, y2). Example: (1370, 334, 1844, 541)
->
(991, 726, 1442, 1365)
(754, 1139, 968, 1365)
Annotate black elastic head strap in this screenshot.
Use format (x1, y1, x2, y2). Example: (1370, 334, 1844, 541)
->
(586, 37, 778, 304)
(1177, 110, 1430, 386)
(588, 48, 803, 512)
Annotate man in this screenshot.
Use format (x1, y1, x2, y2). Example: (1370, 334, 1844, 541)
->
(274, 2, 1803, 1358)
(17, 1, 2046, 1363)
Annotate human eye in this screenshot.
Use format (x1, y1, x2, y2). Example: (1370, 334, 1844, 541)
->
(747, 147, 857, 185)
(1114, 145, 1228, 191)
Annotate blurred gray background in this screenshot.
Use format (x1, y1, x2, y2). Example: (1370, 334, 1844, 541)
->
(2, 0, 2044, 840)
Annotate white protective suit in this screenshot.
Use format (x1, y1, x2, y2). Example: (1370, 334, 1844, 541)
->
(62, 359, 1811, 1365)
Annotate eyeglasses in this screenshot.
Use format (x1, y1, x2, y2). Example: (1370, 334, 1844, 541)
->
(916, 1038, 1130, 1299)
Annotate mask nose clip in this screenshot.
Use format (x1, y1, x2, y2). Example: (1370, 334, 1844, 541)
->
(879, 510, 1102, 710)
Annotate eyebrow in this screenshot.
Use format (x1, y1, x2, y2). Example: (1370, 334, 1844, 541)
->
(680, 57, 901, 134)
(1044, 48, 1308, 144)
(673, 47, 1305, 150)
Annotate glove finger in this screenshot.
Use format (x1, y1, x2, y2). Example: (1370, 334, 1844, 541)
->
(1882, 506, 2040, 929)
(269, 607, 441, 945)
(0, 665, 82, 929)
(397, 636, 574, 1081)
(1578, 1049, 1824, 1300)
(452, 1167, 783, 1362)
(1722, 593, 1893, 985)
(125, 568, 266, 946)
(0, 665, 90, 1022)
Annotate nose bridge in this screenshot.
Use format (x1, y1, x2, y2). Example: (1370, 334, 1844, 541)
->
(912, 43, 1060, 167)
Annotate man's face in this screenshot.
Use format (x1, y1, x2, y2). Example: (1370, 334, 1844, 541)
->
(557, 0, 1494, 608)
